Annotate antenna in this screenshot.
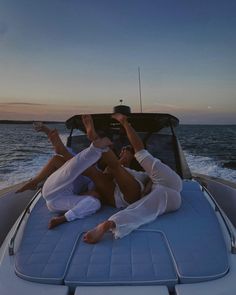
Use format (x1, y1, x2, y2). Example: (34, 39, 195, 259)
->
(138, 67, 143, 112)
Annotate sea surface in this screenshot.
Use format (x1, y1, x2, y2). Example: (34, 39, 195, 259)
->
(0, 123, 235, 190)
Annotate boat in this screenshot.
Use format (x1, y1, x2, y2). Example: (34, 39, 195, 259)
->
(0, 106, 235, 295)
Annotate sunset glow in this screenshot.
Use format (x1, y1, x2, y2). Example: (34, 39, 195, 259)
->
(0, 0, 235, 124)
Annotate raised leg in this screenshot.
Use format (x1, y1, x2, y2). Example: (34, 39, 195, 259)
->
(135, 150, 182, 191)
(82, 115, 99, 141)
(48, 129, 73, 160)
(34, 122, 73, 160)
(42, 139, 112, 199)
(82, 114, 142, 205)
(16, 155, 67, 193)
(85, 150, 142, 205)
(83, 166, 116, 206)
(100, 149, 142, 204)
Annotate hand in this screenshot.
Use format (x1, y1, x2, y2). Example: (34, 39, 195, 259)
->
(112, 113, 128, 125)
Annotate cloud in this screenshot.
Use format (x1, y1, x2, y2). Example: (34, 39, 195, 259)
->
(153, 102, 182, 109)
(0, 101, 113, 121)
(0, 102, 45, 106)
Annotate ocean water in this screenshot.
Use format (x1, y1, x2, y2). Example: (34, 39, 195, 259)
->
(177, 125, 236, 181)
(0, 123, 67, 190)
(0, 123, 235, 190)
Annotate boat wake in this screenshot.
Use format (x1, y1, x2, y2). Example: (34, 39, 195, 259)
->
(0, 153, 52, 191)
(184, 151, 236, 183)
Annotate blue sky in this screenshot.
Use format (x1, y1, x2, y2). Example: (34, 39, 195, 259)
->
(0, 0, 235, 123)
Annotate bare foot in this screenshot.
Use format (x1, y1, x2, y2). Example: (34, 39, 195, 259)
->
(82, 115, 98, 141)
(16, 179, 38, 193)
(83, 220, 115, 244)
(48, 215, 67, 229)
(112, 113, 128, 125)
(93, 137, 112, 149)
(33, 122, 51, 135)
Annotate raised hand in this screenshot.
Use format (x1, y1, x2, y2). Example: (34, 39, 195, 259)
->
(111, 113, 128, 125)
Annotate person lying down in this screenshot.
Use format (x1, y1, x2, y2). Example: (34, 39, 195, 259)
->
(83, 113, 183, 243)
(16, 121, 100, 228)
(41, 115, 149, 229)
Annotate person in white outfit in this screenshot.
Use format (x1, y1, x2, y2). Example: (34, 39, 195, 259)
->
(16, 124, 95, 193)
(42, 136, 112, 229)
(42, 115, 149, 229)
(16, 123, 99, 229)
(83, 113, 182, 243)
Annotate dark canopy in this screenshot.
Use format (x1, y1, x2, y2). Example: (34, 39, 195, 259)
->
(65, 113, 179, 133)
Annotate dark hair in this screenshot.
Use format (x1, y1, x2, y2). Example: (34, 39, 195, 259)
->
(122, 145, 134, 154)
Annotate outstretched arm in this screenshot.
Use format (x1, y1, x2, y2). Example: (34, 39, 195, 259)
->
(112, 113, 144, 153)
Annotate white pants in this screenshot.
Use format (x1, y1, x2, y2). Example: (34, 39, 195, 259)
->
(109, 149, 182, 238)
(42, 143, 105, 221)
(47, 193, 101, 222)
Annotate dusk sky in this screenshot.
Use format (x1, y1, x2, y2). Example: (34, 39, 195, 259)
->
(0, 0, 235, 123)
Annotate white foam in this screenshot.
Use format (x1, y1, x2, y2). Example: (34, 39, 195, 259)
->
(1, 134, 235, 190)
(0, 133, 78, 190)
(184, 151, 236, 183)
(0, 153, 52, 190)
(0, 134, 69, 191)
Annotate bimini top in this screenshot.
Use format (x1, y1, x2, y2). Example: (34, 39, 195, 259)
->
(65, 113, 179, 133)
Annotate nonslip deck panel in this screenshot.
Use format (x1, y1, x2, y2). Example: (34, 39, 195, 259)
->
(64, 231, 177, 289)
(15, 181, 229, 288)
(141, 182, 229, 283)
(14, 199, 118, 284)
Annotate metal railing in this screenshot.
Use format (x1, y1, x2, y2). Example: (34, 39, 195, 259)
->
(8, 189, 42, 256)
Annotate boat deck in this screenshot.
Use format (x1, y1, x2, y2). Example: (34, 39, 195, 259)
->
(14, 181, 229, 292)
